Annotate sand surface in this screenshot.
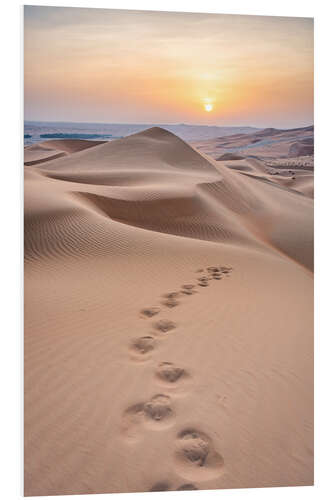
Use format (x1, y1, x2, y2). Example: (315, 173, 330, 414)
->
(192, 125, 314, 160)
(192, 126, 314, 200)
(24, 127, 313, 495)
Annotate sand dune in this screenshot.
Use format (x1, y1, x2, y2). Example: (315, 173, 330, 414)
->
(192, 125, 314, 160)
(24, 127, 313, 495)
(192, 125, 314, 202)
(24, 139, 106, 166)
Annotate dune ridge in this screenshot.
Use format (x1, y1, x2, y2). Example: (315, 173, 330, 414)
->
(25, 127, 313, 495)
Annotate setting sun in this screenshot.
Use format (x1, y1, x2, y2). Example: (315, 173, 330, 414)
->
(204, 103, 213, 112)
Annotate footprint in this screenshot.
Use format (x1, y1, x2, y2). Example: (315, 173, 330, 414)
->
(205, 265, 233, 276)
(179, 430, 209, 466)
(122, 394, 174, 437)
(181, 285, 196, 295)
(150, 482, 198, 492)
(177, 484, 198, 490)
(162, 298, 180, 308)
(143, 394, 173, 423)
(219, 266, 233, 273)
(153, 319, 177, 334)
(197, 276, 209, 282)
(155, 362, 188, 385)
(140, 307, 160, 318)
(150, 482, 170, 492)
(198, 282, 209, 287)
(129, 336, 155, 360)
(174, 428, 224, 481)
(207, 266, 220, 273)
(163, 292, 180, 299)
(212, 273, 222, 280)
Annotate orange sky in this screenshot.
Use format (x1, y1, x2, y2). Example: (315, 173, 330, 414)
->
(24, 7, 313, 127)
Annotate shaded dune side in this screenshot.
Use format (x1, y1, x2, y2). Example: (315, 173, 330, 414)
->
(204, 157, 313, 270)
(76, 190, 255, 246)
(24, 172, 260, 264)
(24, 152, 67, 166)
(199, 177, 313, 271)
(214, 158, 272, 177)
(40, 168, 219, 188)
(25, 189, 258, 270)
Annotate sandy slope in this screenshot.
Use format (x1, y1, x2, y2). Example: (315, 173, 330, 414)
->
(24, 128, 313, 495)
(24, 139, 106, 165)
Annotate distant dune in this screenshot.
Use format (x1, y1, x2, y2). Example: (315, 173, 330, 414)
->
(24, 120, 261, 144)
(192, 124, 314, 160)
(24, 127, 313, 495)
(216, 153, 245, 161)
(288, 140, 314, 158)
(192, 125, 314, 199)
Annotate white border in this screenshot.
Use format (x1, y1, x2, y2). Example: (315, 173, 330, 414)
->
(1, 1, 332, 500)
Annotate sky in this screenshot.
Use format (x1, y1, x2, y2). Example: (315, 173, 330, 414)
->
(24, 6, 314, 128)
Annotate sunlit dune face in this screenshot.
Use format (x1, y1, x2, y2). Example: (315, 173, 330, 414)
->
(204, 103, 213, 112)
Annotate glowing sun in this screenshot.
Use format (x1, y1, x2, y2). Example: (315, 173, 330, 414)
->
(204, 103, 213, 112)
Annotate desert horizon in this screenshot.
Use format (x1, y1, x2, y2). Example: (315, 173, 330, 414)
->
(24, 6, 313, 497)
(25, 118, 314, 127)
